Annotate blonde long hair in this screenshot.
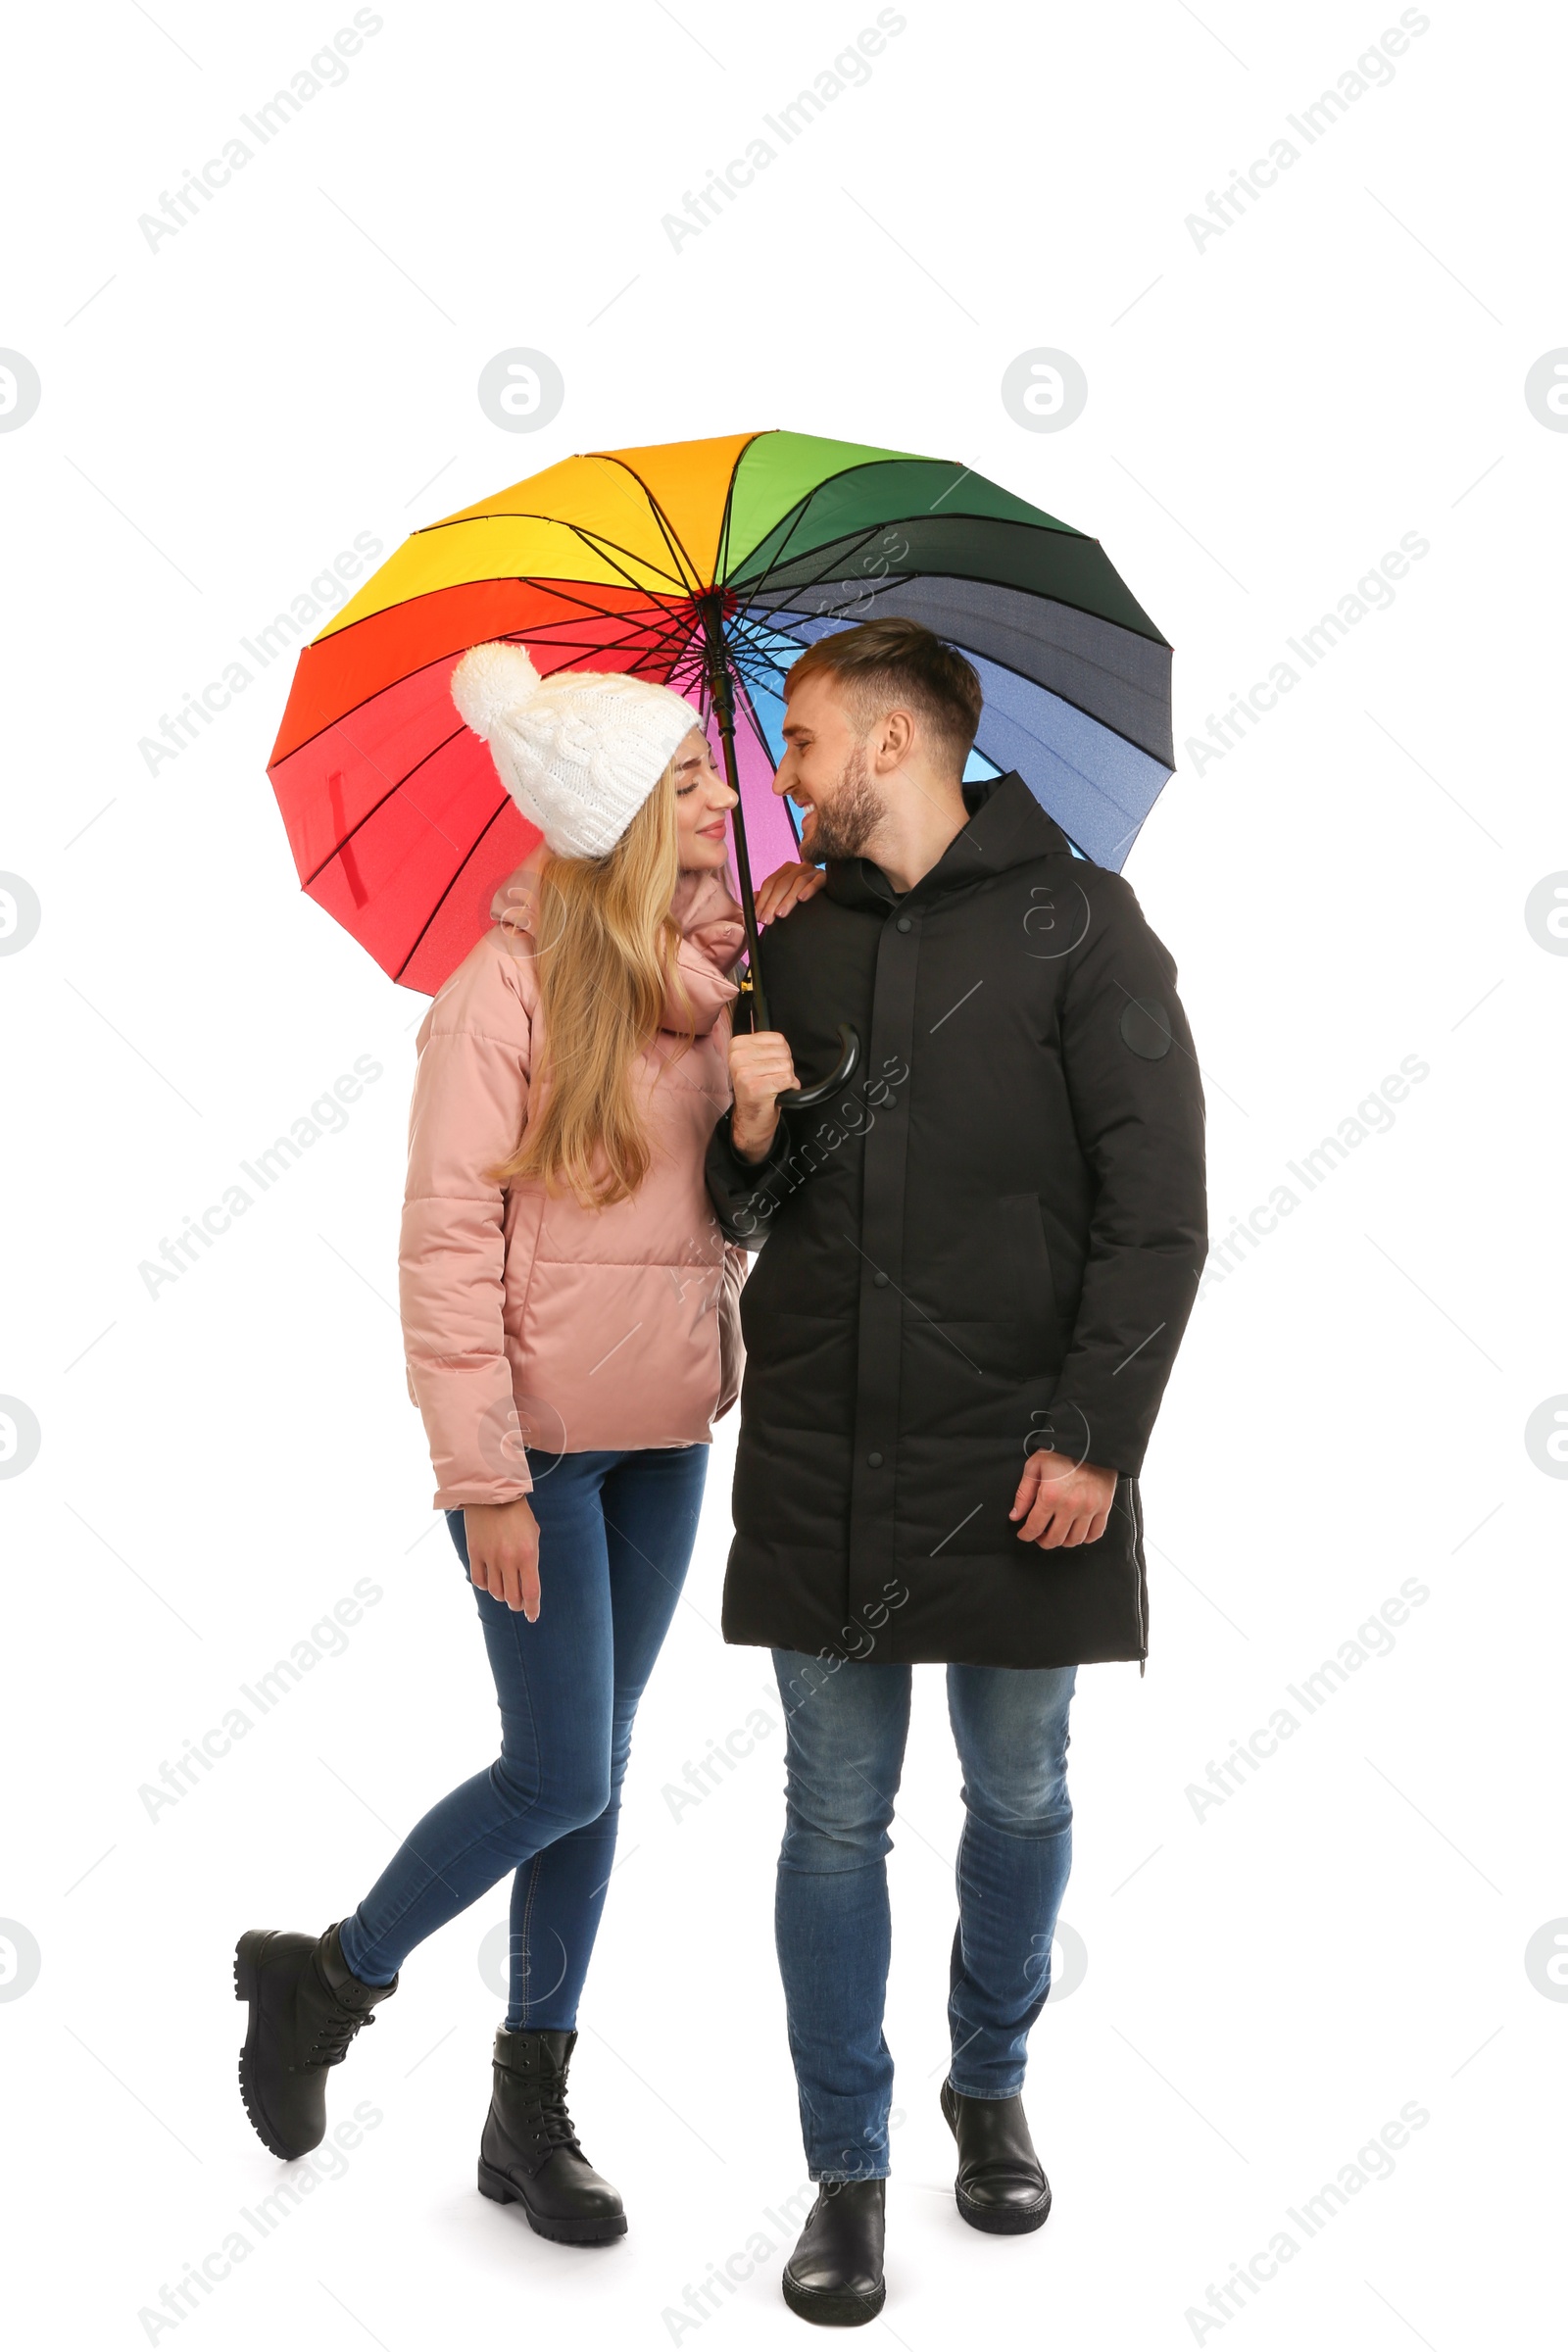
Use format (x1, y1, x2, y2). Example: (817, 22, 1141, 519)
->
(487, 755, 697, 1208)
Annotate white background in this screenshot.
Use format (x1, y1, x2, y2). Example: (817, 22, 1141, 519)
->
(2, 2, 1563, 2345)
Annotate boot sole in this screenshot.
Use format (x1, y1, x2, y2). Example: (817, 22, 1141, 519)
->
(477, 2158, 627, 2243)
(234, 1933, 321, 2164)
(781, 2270, 886, 2326)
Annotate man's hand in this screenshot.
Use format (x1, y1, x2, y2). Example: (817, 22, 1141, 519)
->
(729, 1029, 799, 1164)
(757, 861, 827, 922)
(1009, 1449, 1117, 1549)
(464, 1495, 541, 1617)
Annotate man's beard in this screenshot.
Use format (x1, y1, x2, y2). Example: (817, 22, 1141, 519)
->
(799, 743, 887, 862)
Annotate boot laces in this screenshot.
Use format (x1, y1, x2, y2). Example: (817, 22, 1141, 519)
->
(531, 2077, 582, 2155)
(308, 2002, 374, 2068)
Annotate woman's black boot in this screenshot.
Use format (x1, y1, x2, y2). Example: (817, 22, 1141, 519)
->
(477, 2027, 627, 2244)
(781, 2179, 886, 2326)
(234, 1922, 397, 2161)
(940, 2078, 1052, 2232)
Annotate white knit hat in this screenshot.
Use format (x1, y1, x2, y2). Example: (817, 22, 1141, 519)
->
(450, 640, 698, 858)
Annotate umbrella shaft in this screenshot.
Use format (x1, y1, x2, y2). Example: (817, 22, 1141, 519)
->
(704, 621, 770, 1031)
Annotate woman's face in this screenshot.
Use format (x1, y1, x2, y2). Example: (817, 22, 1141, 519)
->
(670, 725, 737, 872)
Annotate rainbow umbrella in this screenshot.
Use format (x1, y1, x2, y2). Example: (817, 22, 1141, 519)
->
(268, 430, 1173, 1036)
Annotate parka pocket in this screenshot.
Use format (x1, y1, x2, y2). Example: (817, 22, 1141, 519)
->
(995, 1192, 1064, 1374)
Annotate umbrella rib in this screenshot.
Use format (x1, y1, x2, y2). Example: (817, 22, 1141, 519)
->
(297, 718, 468, 890)
(742, 518, 898, 609)
(724, 452, 1075, 590)
(580, 452, 706, 594)
(712, 430, 767, 586)
(747, 523, 1170, 650)
(737, 487, 836, 583)
(410, 509, 693, 597)
(292, 575, 672, 675)
(748, 578, 908, 627)
(522, 601, 678, 647)
(519, 598, 694, 676)
(392, 792, 515, 986)
(276, 590, 702, 792)
(729, 464, 928, 589)
(597, 600, 703, 675)
(722, 608, 807, 676)
(712, 592, 1161, 830)
(560, 523, 705, 609)
(490, 576, 676, 627)
(481, 575, 699, 670)
(719, 576, 1168, 835)
(533, 594, 701, 686)
(729, 463, 890, 581)
(294, 603, 708, 898)
(713, 647, 777, 699)
(715, 642, 789, 707)
(750, 574, 1175, 766)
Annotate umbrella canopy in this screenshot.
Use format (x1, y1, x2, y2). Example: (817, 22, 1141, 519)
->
(268, 429, 1173, 995)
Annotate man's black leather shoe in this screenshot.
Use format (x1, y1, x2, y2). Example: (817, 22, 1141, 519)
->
(782, 2178, 886, 2326)
(940, 2078, 1052, 2233)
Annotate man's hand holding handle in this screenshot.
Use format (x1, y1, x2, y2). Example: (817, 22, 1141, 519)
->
(729, 1032, 799, 1164)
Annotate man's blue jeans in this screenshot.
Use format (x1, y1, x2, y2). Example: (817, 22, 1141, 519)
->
(337, 1445, 706, 2029)
(771, 1649, 1077, 2181)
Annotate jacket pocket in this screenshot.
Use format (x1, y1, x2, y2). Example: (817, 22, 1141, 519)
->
(994, 1192, 1063, 1374)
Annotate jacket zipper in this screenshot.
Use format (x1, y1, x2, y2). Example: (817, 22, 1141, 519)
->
(1132, 1476, 1149, 1676)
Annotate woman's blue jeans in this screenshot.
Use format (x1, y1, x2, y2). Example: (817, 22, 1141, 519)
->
(771, 1650, 1077, 2180)
(336, 1445, 706, 2030)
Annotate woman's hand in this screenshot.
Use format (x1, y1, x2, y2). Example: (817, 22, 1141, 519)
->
(757, 861, 827, 922)
(464, 1496, 542, 1619)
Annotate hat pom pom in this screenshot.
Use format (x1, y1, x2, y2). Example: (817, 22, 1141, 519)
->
(451, 639, 542, 737)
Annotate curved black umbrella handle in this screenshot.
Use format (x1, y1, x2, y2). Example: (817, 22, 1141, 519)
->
(778, 1022, 860, 1110)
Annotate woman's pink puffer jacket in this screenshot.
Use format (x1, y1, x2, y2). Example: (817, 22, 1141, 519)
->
(400, 848, 749, 1508)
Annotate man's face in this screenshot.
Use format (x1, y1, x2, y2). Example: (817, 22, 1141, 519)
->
(775, 668, 888, 862)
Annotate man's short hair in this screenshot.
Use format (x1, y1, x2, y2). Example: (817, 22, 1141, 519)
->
(785, 617, 982, 771)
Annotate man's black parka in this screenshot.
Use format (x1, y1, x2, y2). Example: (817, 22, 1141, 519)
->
(705, 770, 1207, 1670)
